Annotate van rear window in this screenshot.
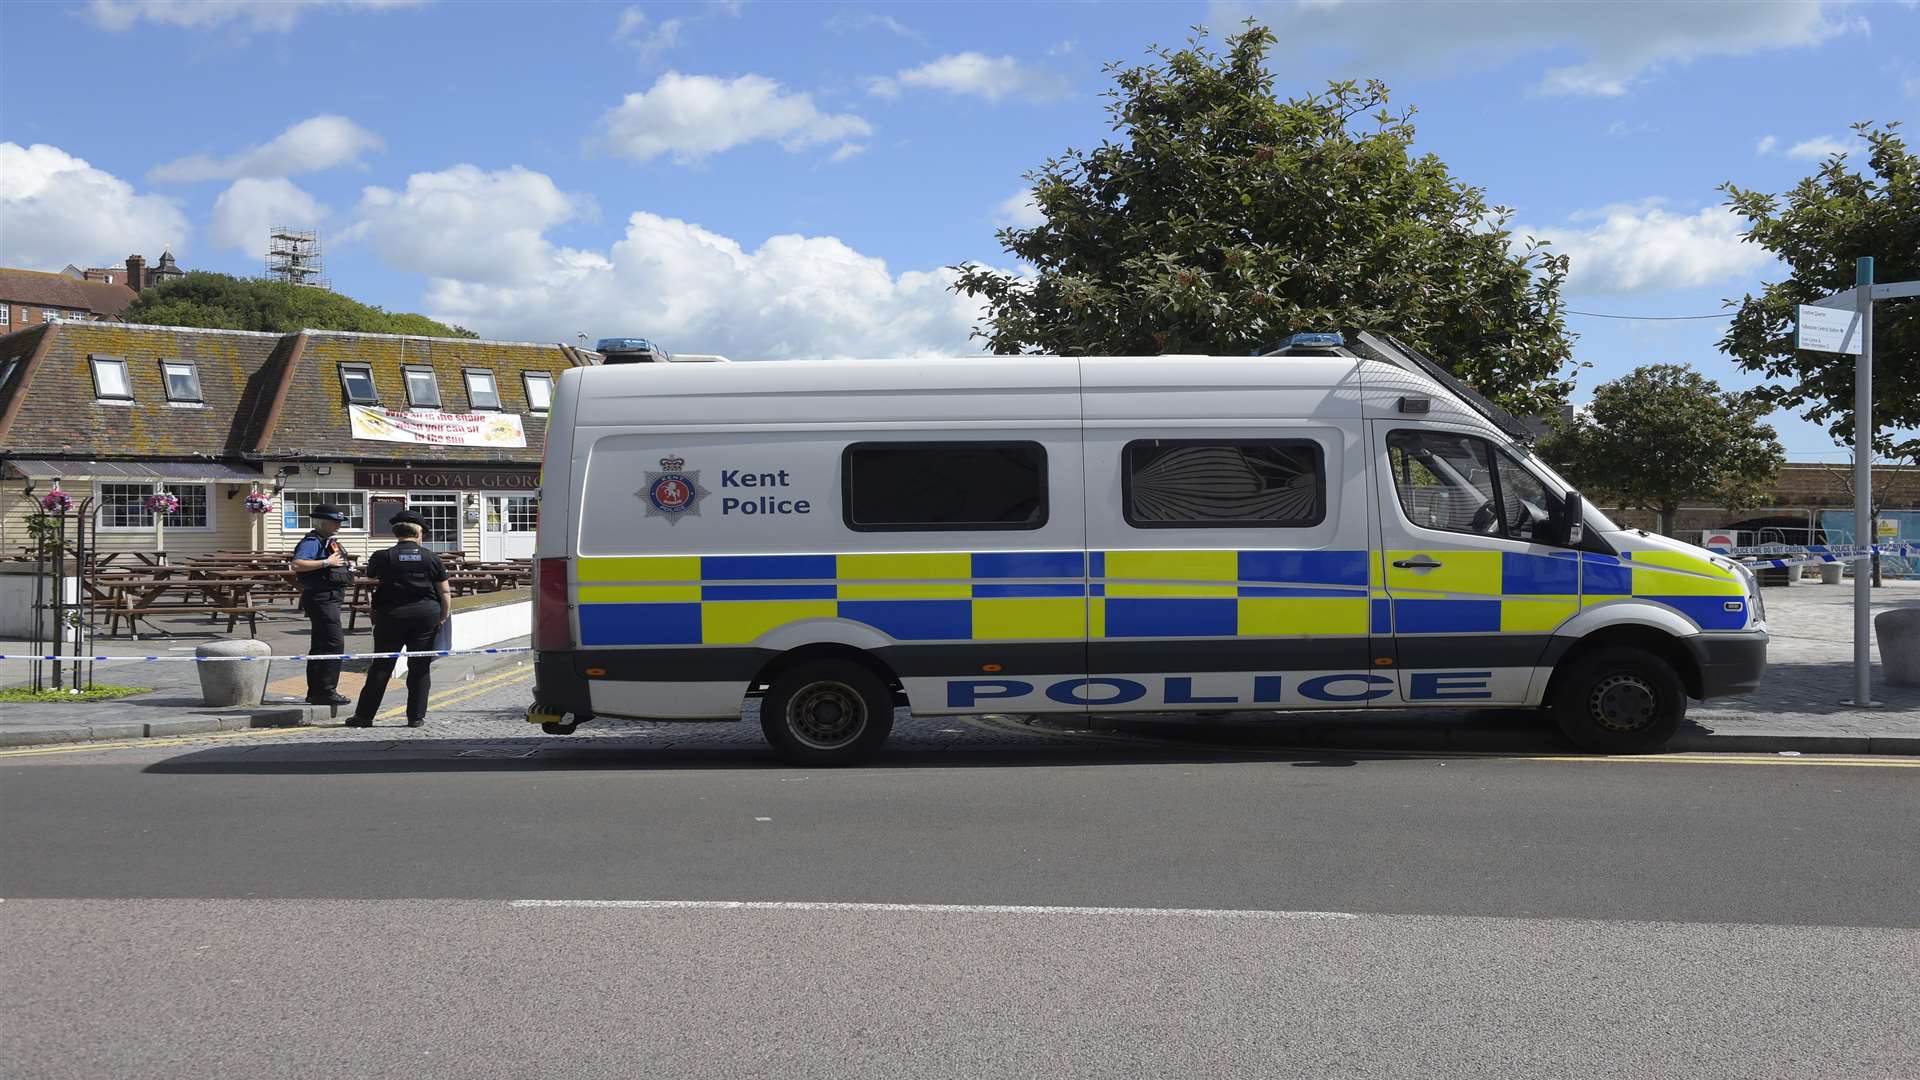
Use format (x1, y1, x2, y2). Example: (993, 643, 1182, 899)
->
(1123, 439, 1325, 528)
(842, 441, 1048, 531)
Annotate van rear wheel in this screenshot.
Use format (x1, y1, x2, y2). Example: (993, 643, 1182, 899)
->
(1550, 646, 1685, 753)
(760, 659, 895, 766)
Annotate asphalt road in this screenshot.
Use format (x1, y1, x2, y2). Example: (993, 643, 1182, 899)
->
(4, 672, 1918, 1079)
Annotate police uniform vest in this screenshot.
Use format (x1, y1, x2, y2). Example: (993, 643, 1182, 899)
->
(372, 541, 443, 612)
(295, 530, 348, 591)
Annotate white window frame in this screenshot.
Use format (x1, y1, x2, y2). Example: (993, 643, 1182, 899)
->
(90, 356, 133, 401)
(403, 365, 442, 409)
(464, 368, 501, 411)
(94, 482, 215, 532)
(339, 363, 379, 405)
(407, 491, 463, 553)
(281, 491, 369, 533)
(522, 371, 553, 413)
(0, 304, 10, 326)
(161, 360, 204, 403)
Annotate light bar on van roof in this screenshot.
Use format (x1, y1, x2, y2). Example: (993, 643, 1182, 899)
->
(1269, 332, 1345, 352)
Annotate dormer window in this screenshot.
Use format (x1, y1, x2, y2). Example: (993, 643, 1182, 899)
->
(90, 356, 132, 401)
(339, 363, 379, 404)
(404, 365, 441, 408)
(523, 371, 553, 413)
(464, 368, 500, 410)
(162, 360, 203, 403)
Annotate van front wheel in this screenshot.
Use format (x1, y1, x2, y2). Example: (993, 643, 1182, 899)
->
(1551, 646, 1686, 753)
(760, 659, 896, 766)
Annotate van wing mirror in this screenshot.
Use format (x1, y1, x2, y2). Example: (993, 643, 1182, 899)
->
(1558, 490, 1585, 546)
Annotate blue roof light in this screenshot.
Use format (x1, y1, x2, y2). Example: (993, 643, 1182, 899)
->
(1275, 332, 1345, 350)
(596, 337, 660, 353)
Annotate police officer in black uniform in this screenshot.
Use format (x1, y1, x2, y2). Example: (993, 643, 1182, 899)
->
(348, 511, 451, 727)
(289, 504, 355, 705)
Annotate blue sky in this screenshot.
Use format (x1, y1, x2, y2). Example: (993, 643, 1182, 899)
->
(2, 0, 1914, 459)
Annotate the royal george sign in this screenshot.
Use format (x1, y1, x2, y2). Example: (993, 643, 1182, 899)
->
(354, 468, 540, 491)
(347, 404, 527, 448)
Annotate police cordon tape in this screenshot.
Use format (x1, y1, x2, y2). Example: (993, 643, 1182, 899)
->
(0, 646, 533, 664)
(1710, 543, 1920, 570)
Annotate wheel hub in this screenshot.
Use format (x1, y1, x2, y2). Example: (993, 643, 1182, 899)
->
(787, 680, 865, 750)
(1589, 673, 1657, 733)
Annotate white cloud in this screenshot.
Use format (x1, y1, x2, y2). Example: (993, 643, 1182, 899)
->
(614, 6, 684, 58)
(994, 189, 1045, 229)
(868, 53, 1070, 104)
(826, 12, 924, 42)
(347, 165, 586, 284)
(350, 171, 996, 357)
(1526, 200, 1774, 295)
(208, 178, 327, 253)
(828, 143, 868, 163)
(1755, 134, 1779, 155)
(597, 73, 872, 163)
(0, 142, 189, 271)
(150, 115, 383, 182)
(87, 0, 424, 33)
(1213, 0, 1859, 96)
(1787, 135, 1850, 159)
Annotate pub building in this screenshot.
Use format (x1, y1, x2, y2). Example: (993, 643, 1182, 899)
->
(0, 320, 594, 562)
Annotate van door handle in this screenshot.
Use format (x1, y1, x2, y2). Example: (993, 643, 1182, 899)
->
(1393, 558, 1443, 569)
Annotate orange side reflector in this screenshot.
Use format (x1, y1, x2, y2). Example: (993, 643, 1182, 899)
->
(981, 663, 1003, 673)
(584, 667, 607, 677)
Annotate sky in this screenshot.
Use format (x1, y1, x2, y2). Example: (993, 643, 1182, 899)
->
(1, 0, 1914, 460)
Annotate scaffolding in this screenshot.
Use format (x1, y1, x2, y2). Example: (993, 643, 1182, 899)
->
(265, 226, 329, 289)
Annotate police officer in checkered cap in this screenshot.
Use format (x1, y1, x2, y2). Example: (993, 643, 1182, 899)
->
(289, 504, 355, 705)
(349, 510, 451, 727)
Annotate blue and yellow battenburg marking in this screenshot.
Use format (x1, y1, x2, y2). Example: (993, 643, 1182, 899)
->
(574, 546, 1749, 647)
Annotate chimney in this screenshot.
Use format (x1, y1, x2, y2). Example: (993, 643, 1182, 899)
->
(126, 254, 146, 293)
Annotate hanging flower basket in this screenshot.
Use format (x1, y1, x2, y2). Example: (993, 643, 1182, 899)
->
(39, 487, 74, 513)
(244, 490, 275, 515)
(145, 491, 182, 515)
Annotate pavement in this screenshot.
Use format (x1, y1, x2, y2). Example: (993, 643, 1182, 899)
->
(1, 578, 1915, 754)
(4, 709, 1918, 1079)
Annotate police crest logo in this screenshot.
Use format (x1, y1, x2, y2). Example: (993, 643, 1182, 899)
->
(639, 456, 704, 523)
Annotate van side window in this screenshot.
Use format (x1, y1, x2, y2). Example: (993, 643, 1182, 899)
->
(1388, 430, 1564, 542)
(1122, 439, 1325, 528)
(842, 441, 1048, 531)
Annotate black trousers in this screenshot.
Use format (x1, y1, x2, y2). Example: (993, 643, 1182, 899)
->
(300, 589, 344, 698)
(354, 601, 442, 723)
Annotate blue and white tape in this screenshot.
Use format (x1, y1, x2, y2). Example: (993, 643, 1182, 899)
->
(0, 646, 533, 663)
(1708, 542, 1919, 571)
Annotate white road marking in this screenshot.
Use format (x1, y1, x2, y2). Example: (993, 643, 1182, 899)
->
(508, 899, 1358, 920)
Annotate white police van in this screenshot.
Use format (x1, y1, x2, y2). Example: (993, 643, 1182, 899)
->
(526, 332, 1767, 763)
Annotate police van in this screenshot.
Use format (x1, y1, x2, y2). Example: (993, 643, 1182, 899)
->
(526, 332, 1767, 763)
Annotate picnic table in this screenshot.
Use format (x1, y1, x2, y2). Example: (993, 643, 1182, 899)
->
(84, 573, 297, 638)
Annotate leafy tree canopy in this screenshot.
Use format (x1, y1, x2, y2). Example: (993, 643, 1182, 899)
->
(1539, 364, 1784, 536)
(1721, 122, 1917, 458)
(952, 23, 1575, 415)
(122, 272, 478, 338)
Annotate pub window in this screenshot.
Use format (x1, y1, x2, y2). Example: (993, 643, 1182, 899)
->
(0, 304, 10, 325)
(464, 369, 501, 410)
(842, 441, 1048, 532)
(95, 483, 210, 530)
(1122, 439, 1325, 528)
(161, 360, 203, 403)
(90, 356, 133, 401)
(282, 491, 368, 531)
(522, 371, 553, 413)
(403, 365, 441, 408)
(339, 363, 379, 404)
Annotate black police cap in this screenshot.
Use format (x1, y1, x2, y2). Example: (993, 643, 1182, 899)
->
(309, 504, 348, 522)
(390, 510, 426, 528)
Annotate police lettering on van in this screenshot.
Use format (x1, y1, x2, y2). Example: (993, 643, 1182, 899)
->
(529, 331, 1768, 763)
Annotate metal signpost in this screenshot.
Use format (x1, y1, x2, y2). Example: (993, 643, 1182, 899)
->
(1798, 257, 1920, 707)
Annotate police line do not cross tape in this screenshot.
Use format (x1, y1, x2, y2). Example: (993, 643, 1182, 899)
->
(0, 646, 533, 664)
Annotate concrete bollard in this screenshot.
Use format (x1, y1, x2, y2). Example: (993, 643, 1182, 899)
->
(1820, 563, 1844, 585)
(195, 639, 271, 707)
(1877, 608, 1920, 688)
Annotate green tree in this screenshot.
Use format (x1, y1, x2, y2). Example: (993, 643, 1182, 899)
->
(952, 24, 1575, 415)
(1721, 122, 1917, 458)
(1540, 364, 1784, 537)
(122, 272, 479, 338)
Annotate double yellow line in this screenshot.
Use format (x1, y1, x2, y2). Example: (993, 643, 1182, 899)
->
(0, 663, 533, 759)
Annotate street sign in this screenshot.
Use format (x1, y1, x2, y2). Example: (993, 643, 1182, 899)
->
(1797, 304, 1863, 353)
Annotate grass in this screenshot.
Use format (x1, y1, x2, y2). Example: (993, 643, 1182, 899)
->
(0, 684, 151, 704)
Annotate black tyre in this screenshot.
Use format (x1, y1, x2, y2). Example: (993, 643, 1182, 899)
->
(541, 721, 578, 735)
(760, 658, 896, 766)
(1550, 646, 1686, 753)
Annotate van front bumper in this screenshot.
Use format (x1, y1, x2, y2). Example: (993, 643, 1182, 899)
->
(1685, 630, 1769, 699)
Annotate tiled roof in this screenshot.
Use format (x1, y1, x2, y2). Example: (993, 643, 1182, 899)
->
(0, 322, 586, 466)
(0, 267, 136, 317)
